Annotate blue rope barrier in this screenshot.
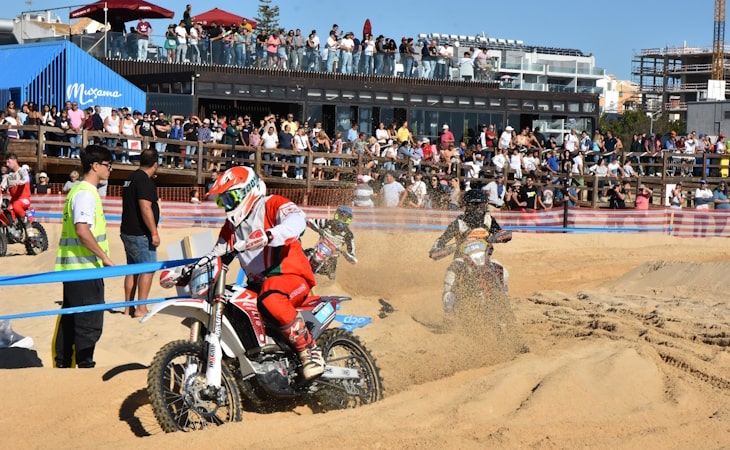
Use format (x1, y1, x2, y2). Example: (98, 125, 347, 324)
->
(0, 258, 197, 286)
(0, 297, 185, 321)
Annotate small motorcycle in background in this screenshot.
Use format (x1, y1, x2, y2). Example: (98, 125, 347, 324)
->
(0, 197, 48, 256)
(305, 220, 357, 278)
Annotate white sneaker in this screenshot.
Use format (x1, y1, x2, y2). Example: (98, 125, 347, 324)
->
(299, 346, 325, 381)
(281, 173, 288, 178)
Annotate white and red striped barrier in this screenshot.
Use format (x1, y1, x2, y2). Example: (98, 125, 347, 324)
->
(28, 195, 730, 237)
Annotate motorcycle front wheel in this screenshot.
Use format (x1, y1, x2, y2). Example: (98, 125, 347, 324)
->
(25, 222, 48, 255)
(147, 340, 242, 433)
(310, 329, 383, 412)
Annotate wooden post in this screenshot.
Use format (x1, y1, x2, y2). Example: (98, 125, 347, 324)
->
(196, 142, 204, 185)
(37, 125, 44, 170)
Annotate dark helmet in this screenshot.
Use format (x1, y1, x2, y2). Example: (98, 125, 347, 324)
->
(334, 205, 353, 225)
(463, 189, 487, 205)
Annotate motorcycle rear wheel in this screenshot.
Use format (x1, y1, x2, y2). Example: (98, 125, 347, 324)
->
(25, 222, 48, 255)
(147, 340, 242, 433)
(0, 230, 7, 257)
(310, 329, 383, 411)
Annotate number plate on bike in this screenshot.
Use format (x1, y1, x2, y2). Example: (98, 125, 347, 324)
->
(314, 302, 335, 324)
(317, 240, 334, 256)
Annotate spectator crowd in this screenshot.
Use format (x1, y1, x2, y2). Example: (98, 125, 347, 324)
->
(103, 5, 493, 81)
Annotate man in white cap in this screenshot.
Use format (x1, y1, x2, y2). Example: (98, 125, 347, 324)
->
(499, 126, 514, 150)
(440, 124, 455, 149)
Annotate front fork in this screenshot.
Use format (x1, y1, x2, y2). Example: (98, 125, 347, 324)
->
(199, 265, 228, 397)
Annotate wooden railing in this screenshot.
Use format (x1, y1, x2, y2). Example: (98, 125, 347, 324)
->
(3, 124, 730, 209)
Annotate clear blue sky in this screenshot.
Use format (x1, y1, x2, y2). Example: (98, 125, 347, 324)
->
(0, 0, 718, 80)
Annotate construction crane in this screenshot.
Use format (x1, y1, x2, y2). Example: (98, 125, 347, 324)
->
(712, 0, 726, 81)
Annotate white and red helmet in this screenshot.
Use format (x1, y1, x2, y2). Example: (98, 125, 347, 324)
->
(207, 166, 266, 227)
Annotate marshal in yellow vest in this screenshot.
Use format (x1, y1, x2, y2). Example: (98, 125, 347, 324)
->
(55, 182, 109, 271)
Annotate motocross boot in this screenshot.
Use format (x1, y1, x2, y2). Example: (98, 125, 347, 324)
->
(21, 216, 34, 239)
(280, 313, 325, 381)
(0, 320, 34, 349)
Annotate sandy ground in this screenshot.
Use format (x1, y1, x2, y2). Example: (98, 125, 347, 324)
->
(1, 224, 729, 449)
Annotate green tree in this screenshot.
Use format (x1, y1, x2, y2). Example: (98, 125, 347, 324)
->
(599, 109, 686, 145)
(256, 0, 280, 35)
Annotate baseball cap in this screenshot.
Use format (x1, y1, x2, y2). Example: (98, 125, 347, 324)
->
(39, 172, 48, 178)
(401, 36, 407, 42)
(701, 179, 707, 184)
(357, 174, 372, 183)
(442, 124, 449, 129)
(505, 125, 514, 131)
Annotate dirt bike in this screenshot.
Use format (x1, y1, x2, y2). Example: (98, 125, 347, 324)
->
(305, 220, 358, 279)
(0, 197, 49, 256)
(430, 228, 513, 321)
(145, 253, 383, 433)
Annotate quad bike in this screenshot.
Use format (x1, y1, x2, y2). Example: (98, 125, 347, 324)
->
(145, 253, 383, 433)
(0, 198, 48, 256)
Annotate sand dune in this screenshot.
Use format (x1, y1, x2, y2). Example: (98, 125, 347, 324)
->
(1, 225, 729, 449)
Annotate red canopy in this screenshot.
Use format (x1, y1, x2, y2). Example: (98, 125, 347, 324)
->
(70, 0, 174, 24)
(192, 8, 257, 29)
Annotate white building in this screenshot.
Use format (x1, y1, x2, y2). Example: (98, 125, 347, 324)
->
(417, 33, 606, 96)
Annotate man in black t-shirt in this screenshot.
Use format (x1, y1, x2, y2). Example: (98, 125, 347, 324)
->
(120, 148, 160, 317)
(153, 111, 171, 166)
(518, 175, 541, 211)
(183, 116, 199, 169)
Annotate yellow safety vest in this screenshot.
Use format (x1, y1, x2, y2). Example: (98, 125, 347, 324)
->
(55, 182, 109, 271)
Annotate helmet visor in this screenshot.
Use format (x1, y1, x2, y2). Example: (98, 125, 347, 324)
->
(215, 188, 245, 212)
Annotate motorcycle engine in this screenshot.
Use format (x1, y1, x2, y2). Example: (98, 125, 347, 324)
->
(251, 354, 298, 395)
(8, 222, 23, 243)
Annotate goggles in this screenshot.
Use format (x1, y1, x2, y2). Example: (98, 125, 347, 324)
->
(334, 212, 352, 225)
(215, 188, 245, 212)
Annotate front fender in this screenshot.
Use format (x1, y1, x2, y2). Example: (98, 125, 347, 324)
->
(140, 298, 246, 358)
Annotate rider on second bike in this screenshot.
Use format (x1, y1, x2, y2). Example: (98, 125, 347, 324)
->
(306, 205, 356, 280)
(0, 153, 33, 236)
(429, 189, 510, 319)
(201, 166, 324, 381)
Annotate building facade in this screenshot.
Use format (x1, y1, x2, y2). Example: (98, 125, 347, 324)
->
(632, 45, 730, 120)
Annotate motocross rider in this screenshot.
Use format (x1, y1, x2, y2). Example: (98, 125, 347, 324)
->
(307, 205, 355, 280)
(429, 189, 509, 318)
(0, 153, 32, 235)
(202, 166, 324, 381)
